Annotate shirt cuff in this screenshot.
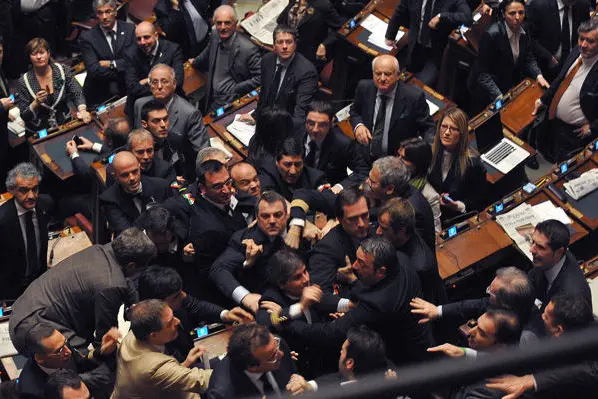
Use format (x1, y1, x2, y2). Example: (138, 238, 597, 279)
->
(456, 201, 466, 214)
(353, 123, 364, 133)
(333, 184, 343, 192)
(463, 348, 477, 359)
(289, 303, 303, 319)
(437, 305, 443, 318)
(232, 286, 250, 304)
(220, 310, 229, 322)
(290, 218, 306, 227)
(337, 298, 350, 313)
(92, 143, 103, 153)
(532, 374, 538, 392)
(308, 380, 318, 392)
(70, 152, 80, 160)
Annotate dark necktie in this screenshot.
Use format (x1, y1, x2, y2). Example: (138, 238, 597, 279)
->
(537, 273, 549, 303)
(24, 211, 39, 276)
(561, 6, 571, 62)
(305, 140, 318, 167)
(419, 0, 435, 47)
(268, 64, 283, 105)
(371, 95, 387, 158)
(259, 373, 276, 396)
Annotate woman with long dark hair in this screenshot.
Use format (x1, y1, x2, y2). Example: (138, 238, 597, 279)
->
(247, 107, 294, 171)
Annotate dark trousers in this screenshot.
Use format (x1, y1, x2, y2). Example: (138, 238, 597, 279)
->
(408, 44, 440, 88)
(550, 118, 594, 162)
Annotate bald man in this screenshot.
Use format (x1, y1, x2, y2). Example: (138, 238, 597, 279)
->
(123, 21, 184, 119)
(349, 54, 435, 163)
(230, 162, 261, 198)
(100, 151, 172, 234)
(191, 5, 261, 112)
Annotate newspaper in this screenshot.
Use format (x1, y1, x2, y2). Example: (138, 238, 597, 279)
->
(0, 321, 18, 358)
(240, 0, 289, 45)
(496, 201, 571, 260)
(563, 168, 598, 200)
(227, 112, 256, 147)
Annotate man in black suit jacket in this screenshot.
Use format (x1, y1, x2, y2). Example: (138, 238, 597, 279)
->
(245, 24, 318, 130)
(210, 191, 288, 314)
(0, 163, 49, 300)
(207, 323, 307, 398)
(127, 128, 175, 182)
(100, 151, 172, 235)
(533, 20, 598, 162)
(376, 197, 446, 306)
(307, 187, 371, 296)
(526, 0, 590, 79)
(303, 100, 369, 189)
(384, 0, 471, 85)
(0, 38, 12, 192)
(16, 324, 117, 399)
(191, 5, 261, 112)
(283, 237, 433, 366)
(256, 250, 350, 378)
(9, 228, 156, 356)
(259, 137, 327, 201)
(349, 55, 435, 162)
(80, 0, 136, 107)
(123, 21, 184, 118)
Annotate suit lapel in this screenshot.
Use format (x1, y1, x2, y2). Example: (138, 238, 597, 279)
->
(169, 95, 180, 129)
(317, 133, 333, 170)
(277, 58, 296, 101)
(498, 23, 515, 68)
(118, 186, 141, 220)
(388, 84, 407, 132)
(9, 200, 27, 259)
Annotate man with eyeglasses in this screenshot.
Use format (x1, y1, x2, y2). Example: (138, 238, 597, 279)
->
(0, 162, 50, 300)
(126, 128, 176, 182)
(302, 101, 369, 192)
(135, 64, 208, 181)
(207, 323, 310, 398)
(79, 0, 136, 107)
(17, 323, 119, 399)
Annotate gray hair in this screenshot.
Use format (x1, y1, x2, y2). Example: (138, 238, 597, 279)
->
(494, 266, 534, 321)
(6, 162, 42, 191)
(360, 237, 398, 274)
(578, 18, 598, 34)
(372, 55, 400, 73)
(148, 63, 176, 81)
(93, 0, 118, 10)
(214, 4, 238, 21)
(128, 128, 154, 149)
(111, 227, 157, 266)
(196, 147, 227, 165)
(372, 156, 410, 194)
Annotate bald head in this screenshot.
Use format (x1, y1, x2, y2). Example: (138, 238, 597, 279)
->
(112, 151, 142, 193)
(230, 162, 261, 198)
(372, 55, 400, 93)
(136, 21, 159, 55)
(213, 5, 237, 40)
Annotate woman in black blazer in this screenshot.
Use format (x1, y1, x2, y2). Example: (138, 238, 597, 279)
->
(468, 0, 549, 111)
(277, 0, 345, 69)
(428, 108, 488, 224)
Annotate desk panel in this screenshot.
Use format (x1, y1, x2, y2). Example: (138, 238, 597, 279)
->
(500, 79, 544, 137)
(197, 327, 235, 359)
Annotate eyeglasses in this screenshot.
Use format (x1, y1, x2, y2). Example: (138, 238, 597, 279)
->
(440, 124, 460, 134)
(47, 339, 69, 357)
(16, 185, 39, 195)
(150, 79, 173, 87)
(209, 178, 233, 191)
(264, 336, 282, 364)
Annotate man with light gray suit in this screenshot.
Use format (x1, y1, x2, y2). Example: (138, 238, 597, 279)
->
(190, 5, 262, 112)
(134, 63, 209, 180)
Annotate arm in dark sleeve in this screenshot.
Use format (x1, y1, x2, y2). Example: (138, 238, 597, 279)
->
(72, 156, 94, 178)
(100, 196, 132, 235)
(16, 78, 36, 122)
(441, 297, 490, 322)
(172, 44, 185, 89)
(192, 42, 210, 72)
(308, 244, 342, 294)
(64, 66, 86, 108)
(124, 53, 152, 98)
(525, 1, 554, 66)
(79, 362, 115, 398)
(289, 188, 337, 221)
(182, 294, 225, 324)
(209, 239, 247, 300)
(476, 30, 503, 100)
(349, 82, 366, 130)
(233, 45, 262, 96)
(534, 361, 598, 395)
(385, 0, 409, 41)
(93, 286, 128, 349)
(459, 158, 488, 211)
(80, 36, 118, 80)
(185, 109, 209, 152)
(321, 2, 345, 51)
(339, 140, 370, 187)
(522, 37, 542, 79)
(437, 0, 472, 29)
(291, 67, 318, 127)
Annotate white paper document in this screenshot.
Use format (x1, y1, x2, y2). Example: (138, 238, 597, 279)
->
(0, 321, 17, 358)
(241, 0, 289, 45)
(335, 103, 352, 122)
(360, 14, 404, 52)
(227, 113, 256, 147)
(426, 99, 439, 116)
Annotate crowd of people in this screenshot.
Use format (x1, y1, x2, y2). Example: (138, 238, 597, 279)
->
(0, 0, 597, 397)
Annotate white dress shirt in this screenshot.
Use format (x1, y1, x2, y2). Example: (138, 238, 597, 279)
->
(555, 54, 598, 126)
(15, 200, 40, 265)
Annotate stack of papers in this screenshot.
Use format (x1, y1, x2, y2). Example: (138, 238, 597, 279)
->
(227, 114, 256, 147)
(240, 0, 289, 45)
(360, 15, 404, 52)
(564, 169, 598, 200)
(0, 321, 17, 358)
(496, 201, 570, 260)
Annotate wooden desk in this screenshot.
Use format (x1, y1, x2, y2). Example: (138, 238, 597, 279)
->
(500, 79, 545, 137)
(436, 219, 513, 280)
(183, 61, 207, 97)
(545, 158, 598, 232)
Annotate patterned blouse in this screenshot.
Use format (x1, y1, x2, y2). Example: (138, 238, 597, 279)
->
(16, 63, 86, 130)
(287, 0, 308, 29)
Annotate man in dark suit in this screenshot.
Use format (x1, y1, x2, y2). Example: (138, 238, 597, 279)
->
(124, 21, 184, 119)
(164, 159, 255, 300)
(283, 237, 433, 366)
(206, 323, 308, 398)
(210, 191, 288, 314)
(135, 64, 209, 180)
(259, 137, 327, 201)
(302, 101, 369, 189)
(43, 370, 92, 399)
(243, 24, 318, 129)
(230, 162, 262, 198)
(191, 5, 261, 112)
(527, 220, 591, 330)
(80, 0, 136, 107)
(307, 187, 370, 296)
(526, 0, 590, 79)
(532, 19, 598, 162)
(16, 324, 118, 399)
(384, 0, 471, 85)
(9, 228, 156, 356)
(349, 55, 435, 162)
(367, 156, 436, 249)
(0, 37, 13, 192)
(256, 250, 351, 378)
(376, 197, 446, 306)
(0, 162, 49, 300)
(126, 128, 175, 182)
(487, 295, 597, 399)
(100, 151, 172, 235)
